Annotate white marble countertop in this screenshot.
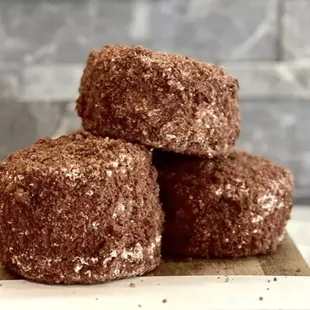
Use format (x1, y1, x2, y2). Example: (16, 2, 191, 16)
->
(1, 275, 310, 310)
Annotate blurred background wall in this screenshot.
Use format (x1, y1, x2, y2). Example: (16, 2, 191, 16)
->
(0, 0, 309, 203)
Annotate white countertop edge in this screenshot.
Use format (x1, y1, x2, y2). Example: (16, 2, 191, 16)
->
(1, 275, 310, 310)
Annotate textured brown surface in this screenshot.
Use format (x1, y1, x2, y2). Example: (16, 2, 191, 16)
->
(0, 131, 163, 284)
(1, 235, 309, 279)
(77, 45, 240, 158)
(155, 150, 294, 258)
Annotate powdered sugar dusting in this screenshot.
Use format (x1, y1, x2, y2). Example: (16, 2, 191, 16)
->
(10, 235, 161, 282)
(155, 235, 161, 243)
(252, 215, 264, 223)
(74, 264, 83, 273)
(215, 187, 223, 196)
(121, 243, 144, 260)
(258, 193, 285, 212)
(63, 167, 85, 181)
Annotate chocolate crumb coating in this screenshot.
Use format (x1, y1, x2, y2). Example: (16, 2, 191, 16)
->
(77, 45, 240, 158)
(156, 150, 293, 258)
(0, 131, 163, 284)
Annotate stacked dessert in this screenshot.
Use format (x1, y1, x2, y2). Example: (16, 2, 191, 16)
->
(0, 46, 293, 284)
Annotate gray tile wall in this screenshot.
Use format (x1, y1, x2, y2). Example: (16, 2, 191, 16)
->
(0, 0, 309, 202)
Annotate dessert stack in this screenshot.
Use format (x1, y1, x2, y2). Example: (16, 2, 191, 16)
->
(0, 45, 293, 284)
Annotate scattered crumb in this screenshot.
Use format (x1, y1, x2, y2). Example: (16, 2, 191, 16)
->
(138, 305, 142, 308)
(157, 283, 160, 286)
(285, 276, 288, 278)
(217, 276, 220, 279)
(96, 298, 98, 300)
(259, 297, 263, 301)
(267, 288, 269, 290)
(73, 292, 75, 294)
(296, 268, 301, 273)
(162, 299, 167, 303)
(141, 279, 144, 282)
(129, 283, 136, 288)
(225, 277, 229, 283)
(267, 280, 270, 283)
(0, 284, 2, 287)
(273, 277, 277, 282)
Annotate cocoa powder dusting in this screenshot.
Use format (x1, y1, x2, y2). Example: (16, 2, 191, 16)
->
(156, 149, 293, 258)
(0, 131, 163, 284)
(76, 45, 240, 158)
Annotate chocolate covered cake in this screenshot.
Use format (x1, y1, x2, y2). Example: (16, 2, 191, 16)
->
(156, 150, 293, 258)
(0, 131, 163, 284)
(77, 45, 240, 158)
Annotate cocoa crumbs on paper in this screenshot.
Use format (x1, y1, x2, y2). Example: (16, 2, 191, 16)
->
(274, 277, 277, 282)
(162, 299, 167, 303)
(259, 297, 263, 301)
(129, 283, 136, 288)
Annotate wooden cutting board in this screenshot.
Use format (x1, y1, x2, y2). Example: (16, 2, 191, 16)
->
(0, 235, 309, 280)
(151, 235, 310, 276)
